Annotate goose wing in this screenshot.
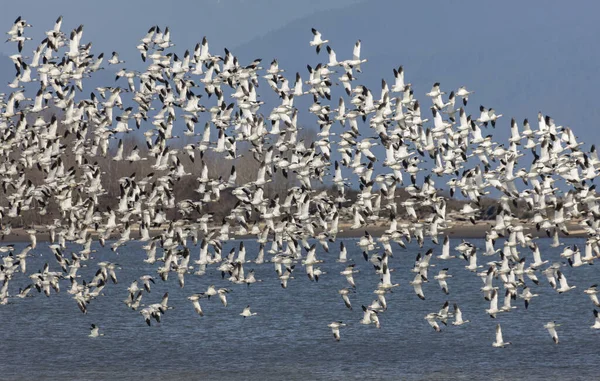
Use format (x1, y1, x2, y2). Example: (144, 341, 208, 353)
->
(495, 324, 503, 343)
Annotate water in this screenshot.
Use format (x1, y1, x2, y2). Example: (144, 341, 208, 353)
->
(0, 237, 598, 380)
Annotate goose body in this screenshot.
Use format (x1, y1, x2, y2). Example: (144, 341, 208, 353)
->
(543, 321, 560, 344)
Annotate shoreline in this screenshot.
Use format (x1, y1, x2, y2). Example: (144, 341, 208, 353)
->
(0, 222, 588, 243)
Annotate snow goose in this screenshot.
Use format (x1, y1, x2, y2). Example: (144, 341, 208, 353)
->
(437, 236, 454, 259)
(339, 288, 354, 310)
(309, 28, 328, 54)
(108, 51, 124, 65)
(592, 310, 600, 329)
(556, 270, 576, 293)
(89, 324, 104, 338)
(240, 305, 257, 318)
(360, 305, 380, 328)
(139, 275, 155, 293)
(492, 324, 511, 347)
(409, 273, 426, 300)
(425, 313, 442, 332)
(486, 289, 500, 318)
(519, 286, 539, 309)
(452, 304, 470, 326)
(584, 285, 600, 307)
(337, 241, 348, 263)
(340, 264, 358, 288)
(543, 321, 560, 344)
(187, 294, 204, 316)
(378, 263, 399, 290)
(455, 86, 473, 106)
(434, 268, 452, 295)
(328, 321, 346, 341)
(218, 288, 231, 307)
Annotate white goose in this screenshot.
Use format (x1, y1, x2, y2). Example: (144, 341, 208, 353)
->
(592, 310, 600, 329)
(188, 294, 204, 316)
(493, 324, 511, 347)
(89, 324, 104, 338)
(328, 321, 346, 341)
(486, 289, 500, 318)
(309, 28, 328, 54)
(519, 286, 539, 309)
(437, 235, 454, 259)
(339, 288, 353, 310)
(543, 321, 560, 344)
(240, 305, 257, 318)
(584, 285, 600, 307)
(425, 313, 441, 332)
(409, 273, 426, 300)
(452, 304, 470, 326)
(556, 270, 576, 293)
(434, 268, 452, 295)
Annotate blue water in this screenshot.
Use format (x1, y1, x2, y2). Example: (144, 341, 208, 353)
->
(0, 237, 598, 380)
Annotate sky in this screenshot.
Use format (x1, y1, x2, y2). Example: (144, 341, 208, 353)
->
(0, 0, 363, 64)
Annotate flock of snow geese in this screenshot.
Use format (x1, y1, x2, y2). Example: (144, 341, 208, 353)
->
(1, 16, 600, 346)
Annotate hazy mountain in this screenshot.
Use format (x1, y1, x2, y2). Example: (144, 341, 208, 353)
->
(232, 0, 600, 145)
(0, 0, 364, 66)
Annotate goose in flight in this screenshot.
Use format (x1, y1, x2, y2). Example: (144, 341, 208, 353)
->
(140, 275, 155, 292)
(412, 249, 434, 281)
(124, 291, 143, 310)
(17, 285, 33, 298)
(584, 285, 600, 307)
(410, 273, 426, 300)
(434, 268, 452, 295)
(346, 40, 367, 72)
(108, 51, 124, 64)
(337, 241, 348, 263)
(425, 313, 442, 332)
(218, 288, 231, 307)
(436, 301, 452, 326)
(240, 305, 257, 318)
(543, 265, 559, 289)
(452, 304, 470, 326)
(556, 270, 576, 293)
(455, 86, 474, 106)
(140, 306, 160, 326)
(378, 263, 399, 290)
(89, 324, 104, 338)
(592, 310, 600, 329)
(127, 280, 140, 298)
(340, 264, 358, 288)
(360, 305, 380, 328)
(339, 288, 354, 310)
(543, 321, 560, 344)
(486, 289, 500, 318)
(426, 82, 444, 98)
(519, 286, 538, 309)
(437, 236, 454, 259)
(310, 28, 328, 54)
(328, 321, 346, 341)
(493, 324, 511, 347)
(187, 294, 204, 316)
(391, 66, 409, 92)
